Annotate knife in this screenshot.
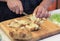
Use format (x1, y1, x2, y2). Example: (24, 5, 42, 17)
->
(23, 12, 28, 16)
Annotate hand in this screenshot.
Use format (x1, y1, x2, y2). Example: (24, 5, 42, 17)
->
(6, 0, 23, 14)
(33, 5, 50, 18)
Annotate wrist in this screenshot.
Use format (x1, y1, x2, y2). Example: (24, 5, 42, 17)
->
(39, 0, 50, 10)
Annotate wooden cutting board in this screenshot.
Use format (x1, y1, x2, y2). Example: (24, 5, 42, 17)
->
(0, 15, 60, 41)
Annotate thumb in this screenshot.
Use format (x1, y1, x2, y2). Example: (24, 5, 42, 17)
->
(19, 1, 23, 14)
(33, 6, 38, 17)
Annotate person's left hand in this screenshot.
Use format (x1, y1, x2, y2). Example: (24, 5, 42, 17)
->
(33, 5, 50, 18)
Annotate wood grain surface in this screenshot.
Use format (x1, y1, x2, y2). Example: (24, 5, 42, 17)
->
(0, 15, 60, 41)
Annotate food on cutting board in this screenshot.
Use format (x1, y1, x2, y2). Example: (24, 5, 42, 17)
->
(0, 14, 60, 41)
(9, 27, 32, 40)
(8, 15, 45, 31)
(7, 15, 46, 40)
(49, 13, 60, 26)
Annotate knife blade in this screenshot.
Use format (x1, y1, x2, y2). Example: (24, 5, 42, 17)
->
(23, 12, 28, 16)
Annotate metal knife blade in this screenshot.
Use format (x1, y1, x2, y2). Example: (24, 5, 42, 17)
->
(23, 12, 28, 16)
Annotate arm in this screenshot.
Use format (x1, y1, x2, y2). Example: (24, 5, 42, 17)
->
(0, 0, 23, 14)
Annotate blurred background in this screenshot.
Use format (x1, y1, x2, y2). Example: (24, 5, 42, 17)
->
(48, 0, 60, 11)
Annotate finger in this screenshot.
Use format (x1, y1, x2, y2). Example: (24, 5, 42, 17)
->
(15, 6, 20, 14)
(43, 13, 47, 18)
(19, 6, 23, 14)
(19, 1, 23, 14)
(10, 7, 16, 13)
(20, 8, 23, 14)
(39, 13, 44, 18)
(39, 8, 46, 18)
(33, 6, 38, 17)
(45, 11, 49, 18)
(36, 10, 42, 18)
(33, 8, 37, 14)
(43, 11, 50, 18)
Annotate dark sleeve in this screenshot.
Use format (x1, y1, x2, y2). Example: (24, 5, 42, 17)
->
(21, 0, 42, 14)
(0, 2, 24, 22)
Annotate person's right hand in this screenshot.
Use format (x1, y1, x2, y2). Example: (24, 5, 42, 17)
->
(6, 0, 23, 14)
